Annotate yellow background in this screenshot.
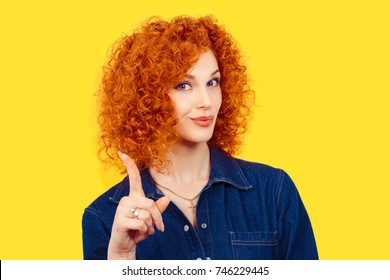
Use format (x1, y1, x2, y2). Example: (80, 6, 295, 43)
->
(1, 0, 389, 259)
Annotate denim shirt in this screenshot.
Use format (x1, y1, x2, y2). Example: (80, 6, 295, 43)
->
(82, 145, 318, 260)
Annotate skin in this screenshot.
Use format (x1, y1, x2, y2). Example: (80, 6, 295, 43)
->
(108, 151, 170, 260)
(168, 49, 222, 145)
(108, 50, 221, 259)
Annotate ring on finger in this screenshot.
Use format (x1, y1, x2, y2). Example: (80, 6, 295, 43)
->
(130, 207, 140, 219)
(130, 207, 136, 218)
(134, 208, 141, 219)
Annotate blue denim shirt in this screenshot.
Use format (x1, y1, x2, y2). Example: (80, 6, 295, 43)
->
(82, 145, 318, 260)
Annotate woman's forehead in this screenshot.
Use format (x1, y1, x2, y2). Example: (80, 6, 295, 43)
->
(185, 50, 219, 77)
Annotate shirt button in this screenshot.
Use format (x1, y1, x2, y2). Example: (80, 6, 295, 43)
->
(201, 223, 207, 229)
(183, 225, 189, 232)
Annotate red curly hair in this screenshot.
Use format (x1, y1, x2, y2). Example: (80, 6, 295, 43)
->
(97, 15, 254, 173)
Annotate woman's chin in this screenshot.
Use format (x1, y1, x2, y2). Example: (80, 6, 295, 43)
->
(176, 137, 212, 147)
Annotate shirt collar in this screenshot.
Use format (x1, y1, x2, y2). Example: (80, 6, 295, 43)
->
(109, 144, 252, 204)
(208, 144, 252, 190)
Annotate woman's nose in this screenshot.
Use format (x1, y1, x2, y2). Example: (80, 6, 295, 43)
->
(196, 86, 212, 109)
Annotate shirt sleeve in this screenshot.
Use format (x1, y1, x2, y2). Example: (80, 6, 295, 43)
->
(275, 170, 319, 259)
(82, 208, 110, 260)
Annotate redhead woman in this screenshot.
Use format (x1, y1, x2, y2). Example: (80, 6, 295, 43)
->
(82, 15, 318, 260)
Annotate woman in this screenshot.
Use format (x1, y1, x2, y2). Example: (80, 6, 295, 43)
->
(82, 15, 318, 260)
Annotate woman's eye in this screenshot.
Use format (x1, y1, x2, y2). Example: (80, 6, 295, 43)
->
(207, 78, 220, 87)
(174, 82, 192, 91)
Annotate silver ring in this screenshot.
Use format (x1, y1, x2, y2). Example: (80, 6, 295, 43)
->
(134, 209, 140, 219)
(130, 207, 136, 218)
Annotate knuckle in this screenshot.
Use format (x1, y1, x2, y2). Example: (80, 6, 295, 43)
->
(119, 196, 130, 205)
(144, 211, 151, 219)
(144, 199, 154, 208)
(140, 223, 148, 234)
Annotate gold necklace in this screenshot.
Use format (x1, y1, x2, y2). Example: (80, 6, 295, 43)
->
(154, 182, 201, 214)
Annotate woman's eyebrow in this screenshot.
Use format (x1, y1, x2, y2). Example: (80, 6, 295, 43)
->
(185, 69, 220, 80)
(210, 69, 220, 77)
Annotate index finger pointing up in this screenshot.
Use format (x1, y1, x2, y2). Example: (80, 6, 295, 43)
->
(118, 151, 145, 197)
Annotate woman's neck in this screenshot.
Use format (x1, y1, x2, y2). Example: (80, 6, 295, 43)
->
(150, 142, 211, 187)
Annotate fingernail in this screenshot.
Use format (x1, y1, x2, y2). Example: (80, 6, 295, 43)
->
(160, 222, 165, 232)
(118, 151, 125, 159)
(150, 227, 155, 235)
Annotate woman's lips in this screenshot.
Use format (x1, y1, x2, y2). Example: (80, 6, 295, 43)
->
(190, 116, 214, 127)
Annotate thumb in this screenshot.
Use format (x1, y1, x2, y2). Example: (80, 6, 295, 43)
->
(155, 196, 170, 213)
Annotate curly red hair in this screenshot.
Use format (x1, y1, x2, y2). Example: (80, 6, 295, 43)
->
(97, 15, 254, 173)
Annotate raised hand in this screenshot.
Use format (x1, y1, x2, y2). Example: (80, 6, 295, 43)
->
(107, 151, 170, 260)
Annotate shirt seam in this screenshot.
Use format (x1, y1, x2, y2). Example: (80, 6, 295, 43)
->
(84, 207, 105, 224)
(231, 158, 252, 188)
(275, 169, 285, 211)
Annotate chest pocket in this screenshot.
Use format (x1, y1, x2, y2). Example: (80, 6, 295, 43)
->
(230, 231, 279, 260)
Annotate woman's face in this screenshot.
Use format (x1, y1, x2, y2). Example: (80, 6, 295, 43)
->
(169, 50, 222, 145)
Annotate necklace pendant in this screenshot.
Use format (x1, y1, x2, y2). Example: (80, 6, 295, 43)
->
(189, 201, 196, 214)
